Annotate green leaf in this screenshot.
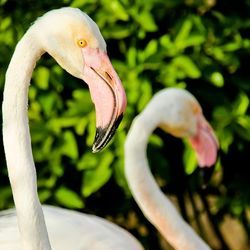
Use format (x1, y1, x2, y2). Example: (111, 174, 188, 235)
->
(127, 47, 137, 67)
(86, 112, 96, 147)
(233, 93, 249, 115)
(136, 11, 157, 32)
(0, 0, 8, 6)
(183, 141, 198, 174)
(160, 34, 172, 48)
(82, 152, 114, 197)
(37, 174, 57, 188)
(77, 152, 98, 170)
(109, 0, 129, 21)
(66, 89, 93, 116)
(29, 86, 37, 101)
(222, 42, 241, 52)
(39, 190, 52, 203)
(61, 131, 79, 159)
(210, 72, 224, 87)
(55, 187, 84, 209)
(217, 128, 233, 153)
(38, 92, 57, 117)
(138, 81, 152, 112)
(70, 0, 95, 7)
(172, 56, 201, 79)
(143, 39, 158, 60)
(30, 121, 49, 143)
(183, 34, 205, 48)
(213, 106, 232, 128)
(175, 18, 192, 44)
(0, 17, 11, 30)
(48, 117, 80, 134)
(103, 26, 131, 39)
(42, 136, 54, 155)
(75, 118, 88, 135)
(149, 134, 163, 147)
(28, 101, 42, 120)
(237, 116, 250, 129)
(34, 66, 50, 90)
(0, 187, 12, 208)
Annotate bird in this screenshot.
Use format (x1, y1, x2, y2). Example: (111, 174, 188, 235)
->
(1, 7, 143, 250)
(125, 88, 219, 250)
(0, 205, 143, 250)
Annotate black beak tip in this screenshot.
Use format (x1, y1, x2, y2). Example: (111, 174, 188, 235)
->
(92, 114, 124, 153)
(92, 127, 106, 153)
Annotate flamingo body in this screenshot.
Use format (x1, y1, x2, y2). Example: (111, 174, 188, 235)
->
(0, 206, 143, 250)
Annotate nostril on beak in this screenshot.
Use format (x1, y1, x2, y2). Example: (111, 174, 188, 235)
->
(105, 72, 112, 81)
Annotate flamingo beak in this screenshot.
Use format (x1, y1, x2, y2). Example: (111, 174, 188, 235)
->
(189, 114, 219, 167)
(81, 47, 127, 152)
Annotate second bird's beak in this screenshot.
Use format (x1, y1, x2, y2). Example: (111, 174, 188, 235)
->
(81, 47, 127, 152)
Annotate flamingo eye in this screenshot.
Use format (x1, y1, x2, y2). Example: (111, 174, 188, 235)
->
(77, 39, 87, 48)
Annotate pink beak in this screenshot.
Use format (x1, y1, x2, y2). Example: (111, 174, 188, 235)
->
(189, 114, 219, 167)
(81, 47, 127, 152)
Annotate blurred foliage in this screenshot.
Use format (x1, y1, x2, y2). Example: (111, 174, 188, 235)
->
(0, 0, 250, 249)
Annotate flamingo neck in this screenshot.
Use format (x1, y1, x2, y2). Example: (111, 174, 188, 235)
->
(2, 28, 52, 250)
(125, 114, 210, 250)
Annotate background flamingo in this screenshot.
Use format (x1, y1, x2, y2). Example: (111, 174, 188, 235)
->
(125, 88, 219, 250)
(0, 7, 146, 250)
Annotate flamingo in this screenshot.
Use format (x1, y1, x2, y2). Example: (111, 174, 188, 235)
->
(125, 88, 219, 250)
(1, 7, 143, 250)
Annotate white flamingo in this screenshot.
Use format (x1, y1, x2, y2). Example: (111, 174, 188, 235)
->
(125, 88, 219, 250)
(1, 7, 143, 250)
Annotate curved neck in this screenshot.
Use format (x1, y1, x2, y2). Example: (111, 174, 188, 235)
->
(125, 114, 210, 250)
(2, 29, 52, 250)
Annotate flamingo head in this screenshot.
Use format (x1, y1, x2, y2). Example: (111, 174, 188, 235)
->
(147, 88, 219, 167)
(32, 7, 127, 152)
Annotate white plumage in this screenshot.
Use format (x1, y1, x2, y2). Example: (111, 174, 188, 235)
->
(1, 7, 138, 250)
(125, 88, 219, 250)
(0, 206, 142, 250)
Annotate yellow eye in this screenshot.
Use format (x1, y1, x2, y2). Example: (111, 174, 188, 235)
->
(77, 39, 87, 48)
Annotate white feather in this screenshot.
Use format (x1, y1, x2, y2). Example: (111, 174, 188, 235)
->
(0, 205, 142, 250)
